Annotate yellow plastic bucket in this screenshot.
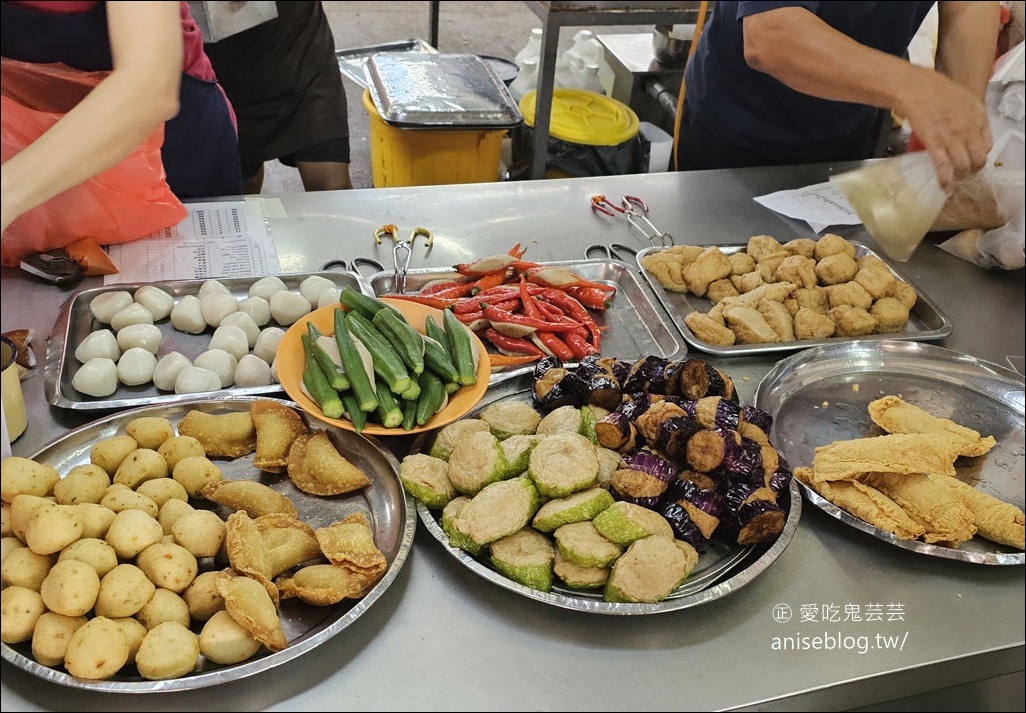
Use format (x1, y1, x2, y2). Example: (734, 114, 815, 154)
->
(362, 89, 507, 188)
(518, 88, 641, 178)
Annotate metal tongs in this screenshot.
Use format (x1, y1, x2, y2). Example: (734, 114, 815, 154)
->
(591, 195, 674, 247)
(373, 224, 433, 293)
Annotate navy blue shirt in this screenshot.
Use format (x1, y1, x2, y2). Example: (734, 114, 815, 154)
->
(677, 1, 935, 170)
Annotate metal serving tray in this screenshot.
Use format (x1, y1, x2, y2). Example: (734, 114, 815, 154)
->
(1, 396, 416, 691)
(755, 340, 1024, 566)
(636, 242, 953, 356)
(46, 271, 370, 411)
(336, 38, 437, 89)
(365, 258, 684, 377)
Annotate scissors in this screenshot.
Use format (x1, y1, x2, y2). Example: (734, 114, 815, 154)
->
(584, 242, 640, 264)
(321, 256, 386, 276)
(372, 224, 434, 293)
(590, 195, 674, 247)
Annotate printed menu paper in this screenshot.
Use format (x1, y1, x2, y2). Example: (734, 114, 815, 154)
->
(104, 201, 280, 285)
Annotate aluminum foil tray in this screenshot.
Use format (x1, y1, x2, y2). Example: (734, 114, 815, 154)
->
(336, 38, 437, 89)
(46, 271, 371, 411)
(365, 52, 522, 128)
(636, 242, 953, 356)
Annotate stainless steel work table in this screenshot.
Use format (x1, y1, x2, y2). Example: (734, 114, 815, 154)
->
(2, 164, 1023, 711)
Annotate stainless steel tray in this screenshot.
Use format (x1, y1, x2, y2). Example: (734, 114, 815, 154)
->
(46, 271, 370, 411)
(636, 242, 953, 356)
(1, 396, 417, 691)
(755, 340, 1024, 565)
(412, 373, 802, 615)
(366, 259, 684, 380)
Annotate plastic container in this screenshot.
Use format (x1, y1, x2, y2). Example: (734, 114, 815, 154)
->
(556, 29, 615, 95)
(362, 89, 506, 188)
(518, 88, 642, 178)
(514, 28, 542, 72)
(509, 57, 539, 102)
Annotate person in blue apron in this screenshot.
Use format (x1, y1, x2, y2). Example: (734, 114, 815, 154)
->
(0, 1, 242, 235)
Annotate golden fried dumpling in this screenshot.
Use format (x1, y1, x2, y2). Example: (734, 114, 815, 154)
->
(251, 400, 309, 474)
(286, 430, 371, 496)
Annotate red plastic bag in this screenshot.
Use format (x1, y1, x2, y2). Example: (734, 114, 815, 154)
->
(0, 58, 187, 268)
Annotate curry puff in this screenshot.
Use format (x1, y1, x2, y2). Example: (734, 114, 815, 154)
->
(215, 568, 288, 652)
(314, 512, 387, 576)
(202, 478, 299, 519)
(867, 395, 997, 457)
(286, 430, 371, 496)
(178, 410, 257, 459)
(251, 400, 309, 474)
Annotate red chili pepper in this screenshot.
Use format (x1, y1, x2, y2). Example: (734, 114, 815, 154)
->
(419, 280, 473, 297)
(508, 242, 529, 259)
(483, 327, 544, 356)
(381, 294, 457, 310)
(489, 353, 543, 368)
(565, 285, 614, 310)
(471, 270, 506, 294)
(428, 281, 479, 299)
(519, 276, 543, 320)
(482, 303, 582, 334)
(532, 331, 575, 361)
(538, 288, 605, 344)
(562, 329, 599, 359)
(533, 298, 565, 323)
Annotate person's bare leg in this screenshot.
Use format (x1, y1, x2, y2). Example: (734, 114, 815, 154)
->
(296, 160, 353, 191)
(243, 164, 265, 194)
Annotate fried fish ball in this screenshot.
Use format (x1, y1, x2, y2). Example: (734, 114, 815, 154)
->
(793, 307, 837, 340)
(75, 502, 117, 539)
(199, 609, 262, 665)
(91, 435, 140, 476)
(114, 448, 169, 489)
(40, 559, 100, 617)
(173, 456, 224, 499)
(171, 509, 227, 558)
(135, 588, 192, 630)
(100, 483, 159, 517)
(870, 296, 911, 333)
(31, 612, 87, 667)
(158, 435, 207, 472)
(59, 537, 119, 578)
(111, 616, 148, 665)
(178, 410, 257, 459)
(829, 305, 877, 337)
(125, 417, 176, 451)
(683, 311, 736, 347)
(64, 616, 130, 680)
(53, 464, 110, 505)
(182, 570, 225, 621)
(1, 546, 56, 590)
(136, 477, 189, 509)
(135, 620, 200, 680)
(9, 494, 55, 541)
(158, 498, 196, 535)
(2, 457, 60, 502)
(95, 563, 156, 618)
(25, 503, 83, 555)
(105, 508, 163, 560)
(1, 586, 47, 644)
(202, 479, 298, 519)
(136, 542, 198, 593)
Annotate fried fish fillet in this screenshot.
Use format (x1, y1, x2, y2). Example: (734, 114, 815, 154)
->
(867, 395, 997, 457)
(795, 467, 925, 540)
(859, 472, 976, 545)
(927, 475, 1025, 550)
(811, 434, 961, 483)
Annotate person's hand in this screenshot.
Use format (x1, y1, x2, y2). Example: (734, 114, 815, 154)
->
(900, 68, 992, 194)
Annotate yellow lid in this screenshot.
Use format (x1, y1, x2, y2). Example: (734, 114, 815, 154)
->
(519, 89, 639, 146)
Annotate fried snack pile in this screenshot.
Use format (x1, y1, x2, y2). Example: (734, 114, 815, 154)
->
(0, 399, 385, 682)
(641, 234, 917, 346)
(795, 396, 1024, 550)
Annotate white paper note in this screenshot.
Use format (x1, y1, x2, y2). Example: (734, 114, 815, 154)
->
(104, 201, 280, 285)
(754, 181, 862, 233)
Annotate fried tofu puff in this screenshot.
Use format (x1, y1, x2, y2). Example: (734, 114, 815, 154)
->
(684, 246, 733, 297)
(870, 297, 911, 334)
(829, 305, 876, 337)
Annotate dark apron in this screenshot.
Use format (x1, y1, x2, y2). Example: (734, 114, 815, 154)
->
(0, 1, 242, 199)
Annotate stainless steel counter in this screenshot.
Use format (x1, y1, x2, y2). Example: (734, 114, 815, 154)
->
(2, 164, 1024, 711)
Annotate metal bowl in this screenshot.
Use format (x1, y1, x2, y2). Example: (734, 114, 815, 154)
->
(652, 25, 692, 68)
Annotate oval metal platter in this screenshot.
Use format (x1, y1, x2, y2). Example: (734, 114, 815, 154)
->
(412, 373, 802, 615)
(755, 340, 1024, 565)
(1, 396, 417, 691)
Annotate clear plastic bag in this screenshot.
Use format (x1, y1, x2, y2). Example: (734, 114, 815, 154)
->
(0, 58, 187, 268)
(829, 151, 947, 262)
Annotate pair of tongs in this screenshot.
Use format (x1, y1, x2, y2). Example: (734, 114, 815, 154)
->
(591, 195, 674, 247)
(373, 224, 433, 293)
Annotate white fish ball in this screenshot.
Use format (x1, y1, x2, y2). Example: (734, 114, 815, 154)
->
(134, 285, 175, 321)
(317, 287, 341, 309)
(116, 323, 162, 354)
(152, 351, 192, 391)
(248, 276, 288, 301)
(170, 295, 207, 334)
(219, 312, 260, 348)
(109, 303, 154, 332)
(299, 275, 337, 307)
(174, 366, 222, 394)
(72, 357, 119, 397)
(269, 291, 311, 326)
(89, 291, 133, 324)
(253, 327, 286, 364)
(117, 347, 158, 386)
(197, 280, 232, 300)
(75, 329, 121, 364)
(237, 296, 270, 326)
(200, 293, 239, 328)
(208, 324, 249, 361)
(193, 349, 238, 388)
(234, 354, 272, 388)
